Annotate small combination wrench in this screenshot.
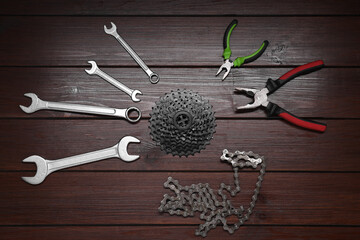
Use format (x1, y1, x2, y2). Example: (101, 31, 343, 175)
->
(22, 136, 140, 185)
(85, 60, 142, 102)
(104, 22, 160, 84)
(20, 93, 141, 123)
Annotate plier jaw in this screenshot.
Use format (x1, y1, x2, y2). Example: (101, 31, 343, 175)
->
(235, 88, 269, 110)
(216, 59, 233, 80)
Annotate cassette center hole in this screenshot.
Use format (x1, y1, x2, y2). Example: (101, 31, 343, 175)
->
(173, 111, 193, 130)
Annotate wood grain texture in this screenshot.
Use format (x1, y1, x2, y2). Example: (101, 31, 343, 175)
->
(1, 0, 360, 239)
(1, 119, 358, 171)
(1, 226, 360, 240)
(1, 17, 360, 67)
(2, 67, 359, 118)
(1, 0, 360, 15)
(1, 172, 360, 225)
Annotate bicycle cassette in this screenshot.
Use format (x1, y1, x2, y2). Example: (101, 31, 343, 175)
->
(149, 89, 216, 157)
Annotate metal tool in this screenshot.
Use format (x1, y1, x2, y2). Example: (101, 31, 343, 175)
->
(104, 22, 160, 84)
(85, 60, 142, 102)
(235, 60, 327, 132)
(22, 136, 140, 185)
(149, 89, 216, 157)
(19, 93, 141, 123)
(159, 149, 265, 237)
(216, 19, 269, 80)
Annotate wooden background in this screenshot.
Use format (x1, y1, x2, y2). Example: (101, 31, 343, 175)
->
(1, 0, 360, 239)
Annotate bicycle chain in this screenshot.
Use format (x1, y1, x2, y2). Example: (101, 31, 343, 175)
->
(158, 149, 266, 237)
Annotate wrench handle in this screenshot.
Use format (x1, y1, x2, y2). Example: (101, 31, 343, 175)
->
(95, 68, 133, 96)
(47, 145, 118, 174)
(45, 101, 127, 118)
(115, 35, 149, 72)
(114, 35, 160, 83)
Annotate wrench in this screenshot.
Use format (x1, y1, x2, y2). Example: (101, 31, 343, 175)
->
(19, 93, 141, 123)
(85, 61, 142, 102)
(22, 136, 140, 185)
(104, 22, 160, 84)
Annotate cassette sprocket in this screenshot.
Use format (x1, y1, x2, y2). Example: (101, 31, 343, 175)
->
(149, 89, 216, 157)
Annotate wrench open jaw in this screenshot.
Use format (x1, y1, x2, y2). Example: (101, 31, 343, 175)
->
(118, 136, 140, 162)
(22, 155, 48, 185)
(84, 60, 98, 75)
(19, 93, 45, 113)
(22, 136, 141, 185)
(104, 22, 118, 37)
(129, 90, 142, 102)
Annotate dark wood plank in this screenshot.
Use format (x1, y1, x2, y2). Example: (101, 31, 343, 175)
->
(1, 1, 358, 238)
(1, 17, 359, 66)
(2, 67, 359, 118)
(1, 172, 360, 225)
(1, 119, 358, 171)
(1, 0, 359, 15)
(1, 226, 360, 240)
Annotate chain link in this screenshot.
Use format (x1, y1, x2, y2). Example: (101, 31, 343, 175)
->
(158, 149, 266, 237)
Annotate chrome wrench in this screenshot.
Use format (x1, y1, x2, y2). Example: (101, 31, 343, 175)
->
(85, 60, 142, 102)
(19, 93, 141, 123)
(22, 136, 140, 185)
(104, 22, 160, 84)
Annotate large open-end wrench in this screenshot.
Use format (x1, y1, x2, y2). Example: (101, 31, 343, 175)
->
(104, 22, 160, 84)
(85, 61, 142, 102)
(19, 93, 141, 123)
(22, 136, 140, 185)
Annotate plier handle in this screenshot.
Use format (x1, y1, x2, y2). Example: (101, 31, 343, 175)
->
(216, 19, 269, 80)
(235, 60, 327, 132)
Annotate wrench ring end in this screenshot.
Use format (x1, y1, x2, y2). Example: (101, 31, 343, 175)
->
(149, 72, 160, 84)
(125, 107, 142, 123)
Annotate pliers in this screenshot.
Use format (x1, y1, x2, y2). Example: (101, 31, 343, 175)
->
(216, 19, 269, 80)
(235, 60, 327, 132)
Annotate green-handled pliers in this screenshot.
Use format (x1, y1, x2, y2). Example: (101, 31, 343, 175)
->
(216, 19, 269, 80)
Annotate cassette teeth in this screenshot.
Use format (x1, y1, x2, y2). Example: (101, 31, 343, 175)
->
(149, 89, 216, 157)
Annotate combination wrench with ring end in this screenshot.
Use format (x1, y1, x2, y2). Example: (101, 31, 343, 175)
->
(20, 93, 141, 123)
(85, 60, 142, 103)
(104, 22, 160, 84)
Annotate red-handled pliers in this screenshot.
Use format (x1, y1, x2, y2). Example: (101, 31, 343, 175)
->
(235, 60, 327, 132)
